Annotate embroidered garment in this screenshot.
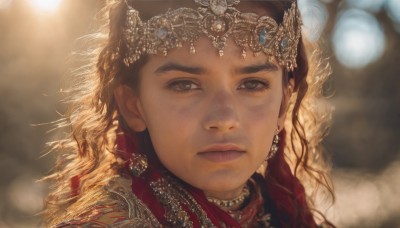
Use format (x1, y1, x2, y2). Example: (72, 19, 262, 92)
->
(54, 132, 277, 227)
(55, 177, 161, 228)
(55, 174, 275, 228)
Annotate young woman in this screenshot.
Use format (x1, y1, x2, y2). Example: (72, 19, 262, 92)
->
(44, 0, 334, 227)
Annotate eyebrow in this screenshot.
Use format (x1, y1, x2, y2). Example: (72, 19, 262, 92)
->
(236, 63, 279, 74)
(154, 62, 279, 76)
(154, 62, 205, 75)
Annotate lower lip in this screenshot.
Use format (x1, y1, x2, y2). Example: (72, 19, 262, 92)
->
(198, 150, 245, 163)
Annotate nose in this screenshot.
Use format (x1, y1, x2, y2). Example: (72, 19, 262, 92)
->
(202, 91, 239, 133)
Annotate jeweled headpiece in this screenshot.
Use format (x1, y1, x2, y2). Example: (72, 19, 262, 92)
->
(122, 0, 302, 71)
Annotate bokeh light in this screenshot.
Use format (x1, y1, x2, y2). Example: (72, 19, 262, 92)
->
(0, 0, 12, 10)
(7, 174, 45, 215)
(27, 0, 62, 12)
(327, 161, 400, 226)
(385, 0, 400, 23)
(332, 9, 385, 69)
(298, 0, 328, 41)
(347, 0, 386, 13)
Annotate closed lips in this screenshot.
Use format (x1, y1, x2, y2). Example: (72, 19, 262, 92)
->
(198, 145, 245, 162)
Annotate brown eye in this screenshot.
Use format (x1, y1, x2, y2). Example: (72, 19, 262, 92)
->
(168, 80, 200, 92)
(238, 79, 269, 91)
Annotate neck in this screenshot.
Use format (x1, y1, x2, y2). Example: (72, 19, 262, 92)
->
(204, 184, 246, 200)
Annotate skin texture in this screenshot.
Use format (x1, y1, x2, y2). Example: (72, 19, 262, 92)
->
(114, 37, 290, 200)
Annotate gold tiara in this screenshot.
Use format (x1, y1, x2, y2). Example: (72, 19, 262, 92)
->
(122, 0, 302, 71)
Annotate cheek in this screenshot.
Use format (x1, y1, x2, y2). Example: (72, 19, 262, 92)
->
(138, 92, 201, 153)
(241, 95, 282, 149)
(242, 93, 282, 125)
(143, 95, 201, 132)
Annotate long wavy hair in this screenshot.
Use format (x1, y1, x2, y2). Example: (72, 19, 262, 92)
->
(43, 0, 334, 226)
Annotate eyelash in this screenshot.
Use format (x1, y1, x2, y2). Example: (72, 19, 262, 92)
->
(238, 79, 270, 92)
(166, 78, 270, 93)
(167, 79, 200, 92)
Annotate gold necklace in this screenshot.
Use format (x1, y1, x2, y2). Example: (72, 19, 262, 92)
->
(206, 185, 250, 210)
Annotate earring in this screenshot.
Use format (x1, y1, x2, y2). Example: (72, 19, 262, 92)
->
(129, 153, 148, 177)
(288, 85, 293, 93)
(266, 130, 280, 160)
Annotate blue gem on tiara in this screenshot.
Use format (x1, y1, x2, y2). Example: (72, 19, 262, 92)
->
(281, 37, 289, 50)
(155, 27, 168, 39)
(259, 28, 268, 45)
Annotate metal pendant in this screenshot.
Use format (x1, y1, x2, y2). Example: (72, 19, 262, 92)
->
(210, 0, 228, 15)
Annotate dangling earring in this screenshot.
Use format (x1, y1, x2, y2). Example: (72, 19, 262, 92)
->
(266, 130, 280, 160)
(129, 153, 148, 177)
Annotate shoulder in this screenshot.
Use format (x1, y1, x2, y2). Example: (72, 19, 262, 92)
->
(52, 176, 161, 228)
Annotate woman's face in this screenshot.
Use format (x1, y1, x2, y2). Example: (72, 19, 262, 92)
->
(119, 37, 287, 198)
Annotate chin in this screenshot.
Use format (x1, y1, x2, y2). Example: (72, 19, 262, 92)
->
(199, 169, 248, 192)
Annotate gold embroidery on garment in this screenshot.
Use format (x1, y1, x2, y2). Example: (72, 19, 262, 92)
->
(53, 175, 275, 227)
(165, 175, 217, 227)
(149, 178, 194, 227)
(54, 175, 162, 228)
(150, 176, 216, 227)
(106, 176, 162, 227)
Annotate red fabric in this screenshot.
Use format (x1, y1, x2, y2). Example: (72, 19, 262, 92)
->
(70, 175, 80, 197)
(265, 130, 317, 227)
(185, 185, 241, 227)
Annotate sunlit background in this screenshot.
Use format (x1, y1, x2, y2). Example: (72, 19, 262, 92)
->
(0, 0, 399, 227)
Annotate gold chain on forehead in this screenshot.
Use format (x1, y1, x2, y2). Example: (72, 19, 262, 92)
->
(121, 0, 301, 71)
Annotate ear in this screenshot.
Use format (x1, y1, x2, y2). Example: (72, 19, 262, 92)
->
(277, 78, 294, 131)
(114, 85, 147, 132)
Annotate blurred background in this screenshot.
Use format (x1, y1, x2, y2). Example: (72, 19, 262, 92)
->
(0, 0, 399, 227)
